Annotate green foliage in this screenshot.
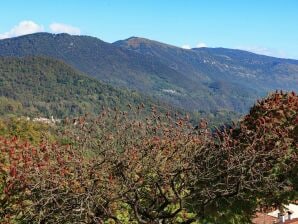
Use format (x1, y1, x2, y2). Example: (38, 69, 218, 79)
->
(0, 97, 24, 116)
(0, 56, 165, 118)
(0, 117, 56, 144)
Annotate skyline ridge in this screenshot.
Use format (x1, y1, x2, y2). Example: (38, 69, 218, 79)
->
(1, 0, 297, 59)
(2, 31, 298, 61)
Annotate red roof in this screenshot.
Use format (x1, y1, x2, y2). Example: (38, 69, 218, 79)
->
(252, 212, 278, 224)
(285, 218, 298, 224)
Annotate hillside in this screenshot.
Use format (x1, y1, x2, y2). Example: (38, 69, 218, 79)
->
(115, 37, 298, 92)
(0, 32, 183, 92)
(1, 33, 297, 114)
(115, 37, 298, 106)
(0, 56, 162, 117)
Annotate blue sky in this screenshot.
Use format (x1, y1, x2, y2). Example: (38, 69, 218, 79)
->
(1, 0, 298, 59)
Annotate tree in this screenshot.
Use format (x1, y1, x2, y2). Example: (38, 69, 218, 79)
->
(0, 91, 297, 223)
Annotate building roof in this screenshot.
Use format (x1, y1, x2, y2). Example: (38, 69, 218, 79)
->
(253, 204, 298, 224)
(285, 218, 298, 224)
(253, 212, 278, 224)
(268, 204, 298, 219)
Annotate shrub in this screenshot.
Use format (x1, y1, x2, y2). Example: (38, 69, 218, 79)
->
(0, 91, 297, 223)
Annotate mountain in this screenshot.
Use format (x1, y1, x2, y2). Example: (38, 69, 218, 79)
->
(0, 56, 163, 117)
(0, 32, 183, 91)
(114, 37, 298, 92)
(0, 33, 297, 114)
(115, 37, 298, 110)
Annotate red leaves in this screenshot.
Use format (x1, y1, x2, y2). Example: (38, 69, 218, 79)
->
(295, 115, 298, 125)
(9, 147, 14, 157)
(243, 92, 297, 134)
(176, 119, 184, 127)
(9, 166, 17, 177)
(199, 119, 208, 129)
(3, 181, 14, 195)
(257, 117, 266, 126)
(40, 143, 47, 152)
(109, 174, 115, 185)
(0, 92, 296, 223)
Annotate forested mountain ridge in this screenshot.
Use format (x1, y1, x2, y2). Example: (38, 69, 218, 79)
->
(0, 33, 297, 114)
(0, 56, 165, 117)
(0, 32, 183, 92)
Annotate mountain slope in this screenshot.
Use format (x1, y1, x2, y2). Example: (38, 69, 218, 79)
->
(0, 32, 185, 92)
(115, 37, 298, 110)
(193, 47, 298, 90)
(0, 56, 161, 117)
(114, 37, 298, 92)
(1, 33, 297, 114)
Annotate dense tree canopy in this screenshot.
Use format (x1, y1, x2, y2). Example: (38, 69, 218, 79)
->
(0, 56, 168, 118)
(0, 56, 238, 127)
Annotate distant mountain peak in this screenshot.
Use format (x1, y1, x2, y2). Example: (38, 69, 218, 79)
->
(117, 36, 150, 48)
(114, 36, 179, 50)
(3, 32, 106, 44)
(10, 32, 72, 39)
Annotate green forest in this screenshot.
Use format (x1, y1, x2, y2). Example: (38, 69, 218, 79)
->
(0, 56, 167, 118)
(0, 56, 238, 127)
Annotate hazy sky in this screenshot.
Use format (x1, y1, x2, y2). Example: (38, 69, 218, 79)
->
(1, 0, 297, 59)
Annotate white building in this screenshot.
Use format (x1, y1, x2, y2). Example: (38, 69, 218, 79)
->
(267, 204, 298, 223)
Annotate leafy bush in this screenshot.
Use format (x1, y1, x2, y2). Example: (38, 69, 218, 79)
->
(0, 117, 56, 144)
